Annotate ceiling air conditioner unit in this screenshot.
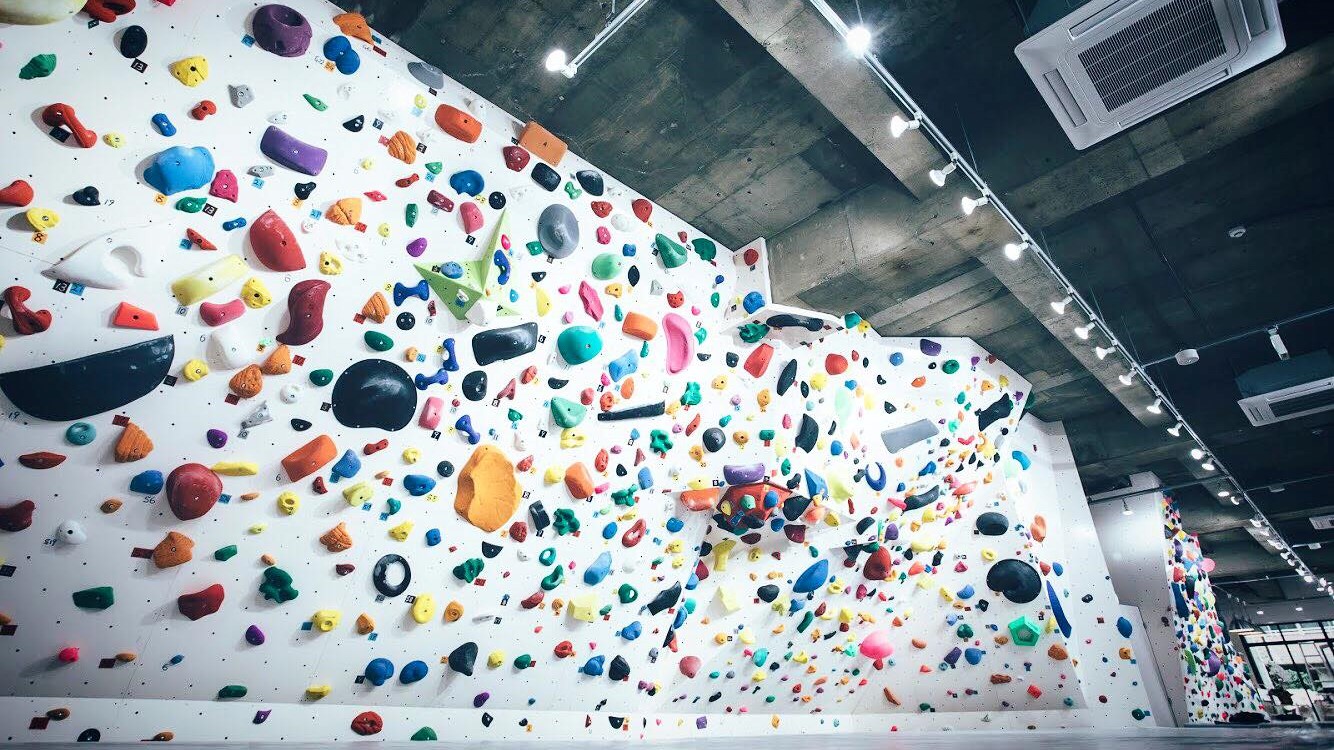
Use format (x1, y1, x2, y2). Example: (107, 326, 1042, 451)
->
(1236, 351, 1334, 427)
(1015, 0, 1285, 150)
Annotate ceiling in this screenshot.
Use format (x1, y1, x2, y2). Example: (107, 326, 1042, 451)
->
(336, 0, 1334, 601)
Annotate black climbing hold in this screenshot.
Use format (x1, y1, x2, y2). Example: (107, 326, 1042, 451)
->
(855, 516, 875, 534)
(596, 402, 666, 421)
(436, 460, 454, 478)
(725, 352, 739, 368)
(448, 641, 478, 675)
(119, 25, 147, 59)
(782, 495, 812, 522)
(529, 501, 550, 533)
(766, 313, 824, 331)
(331, 359, 417, 431)
(701, 427, 725, 453)
(472, 322, 539, 366)
(0, 335, 174, 421)
(294, 181, 316, 200)
(372, 554, 411, 597)
(608, 654, 631, 681)
(395, 311, 415, 330)
(977, 393, 1014, 431)
(986, 558, 1042, 604)
(799, 381, 810, 398)
(531, 271, 547, 282)
(626, 265, 640, 287)
(461, 370, 488, 401)
(530, 162, 560, 191)
(481, 541, 502, 558)
(547, 377, 568, 389)
(777, 359, 798, 396)
(615, 464, 628, 477)
(487, 191, 506, 210)
(343, 115, 365, 132)
(77, 728, 102, 742)
(757, 584, 779, 602)
(290, 418, 311, 431)
(794, 414, 818, 453)
(646, 581, 682, 615)
(883, 401, 896, 414)
(575, 169, 605, 196)
(72, 185, 100, 206)
(904, 485, 940, 512)
(975, 511, 1009, 536)
(608, 716, 624, 729)
(481, 712, 493, 727)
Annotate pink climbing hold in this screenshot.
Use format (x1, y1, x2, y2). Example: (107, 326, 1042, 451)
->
(57, 646, 80, 663)
(578, 281, 603, 321)
(460, 202, 484, 234)
(661, 312, 694, 374)
(859, 630, 894, 660)
(209, 169, 238, 202)
(199, 299, 245, 327)
(596, 226, 610, 245)
(679, 655, 701, 678)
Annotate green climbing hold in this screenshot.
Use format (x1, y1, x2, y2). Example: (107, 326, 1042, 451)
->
(843, 312, 863, 328)
(175, 196, 207, 213)
(453, 557, 485, 583)
(759, 429, 776, 442)
(612, 486, 636, 506)
(598, 604, 613, 617)
(956, 623, 974, 639)
(710, 291, 720, 308)
(411, 727, 438, 741)
(617, 583, 638, 604)
(591, 253, 622, 280)
(550, 396, 587, 428)
(680, 382, 701, 406)
(309, 369, 333, 386)
(538, 547, 557, 566)
(72, 586, 114, 610)
(780, 458, 791, 475)
(553, 508, 579, 535)
(797, 610, 815, 632)
(425, 162, 443, 175)
(1008, 615, 1041, 647)
(943, 359, 960, 374)
(405, 203, 419, 227)
(649, 429, 673, 453)
(513, 653, 533, 670)
(654, 233, 688, 269)
(694, 328, 707, 344)
(214, 544, 238, 561)
(217, 685, 248, 699)
(303, 93, 327, 111)
(556, 326, 602, 365)
(364, 330, 394, 352)
(506, 408, 522, 423)
(540, 565, 565, 591)
(258, 566, 298, 603)
(691, 237, 717, 261)
(563, 182, 582, 200)
(20, 53, 57, 80)
(738, 322, 769, 343)
(526, 240, 544, 256)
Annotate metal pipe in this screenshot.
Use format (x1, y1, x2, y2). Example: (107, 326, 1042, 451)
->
(1087, 470, 1334, 505)
(564, 0, 653, 76)
(1144, 302, 1334, 366)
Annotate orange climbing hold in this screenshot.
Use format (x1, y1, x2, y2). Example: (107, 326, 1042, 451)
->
(361, 291, 389, 323)
(621, 311, 658, 340)
(434, 104, 481, 143)
(564, 462, 594, 500)
(326, 197, 362, 226)
(152, 531, 194, 569)
(261, 344, 292, 375)
(333, 12, 374, 43)
(114, 422, 153, 462)
(517, 121, 566, 166)
(680, 487, 720, 511)
(282, 434, 337, 482)
(112, 302, 158, 330)
(385, 130, 417, 164)
(320, 522, 353, 552)
(1031, 514, 1048, 542)
(228, 364, 264, 399)
(454, 445, 521, 532)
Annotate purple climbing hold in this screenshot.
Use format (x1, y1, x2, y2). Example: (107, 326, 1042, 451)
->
(473, 692, 490, 708)
(260, 126, 327, 176)
(920, 338, 942, 357)
(252, 5, 312, 58)
(723, 463, 765, 485)
(253, 709, 271, 724)
(206, 429, 227, 448)
(245, 624, 265, 645)
(406, 237, 427, 258)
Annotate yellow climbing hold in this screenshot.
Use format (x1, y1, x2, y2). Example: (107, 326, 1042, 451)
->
(169, 56, 209, 87)
(240, 277, 272, 308)
(712, 539, 737, 571)
(306, 684, 332, 698)
(716, 586, 740, 613)
(402, 447, 420, 463)
(277, 491, 299, 515)
(388, 520, 414, 541)
(343, 481, 373, 505)
(26, 207, 59, 231)
(311, 609, 341, 632)
(182, 359, 210, 381)
(248, 523, 266, 534)
(411, 593, 436, 623)
(569, 594, 599, 623)
(212, 461, 259, 476)
(487, 650, 506, 668)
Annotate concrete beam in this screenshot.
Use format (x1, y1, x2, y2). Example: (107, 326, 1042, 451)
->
(713, 0, 940, 199)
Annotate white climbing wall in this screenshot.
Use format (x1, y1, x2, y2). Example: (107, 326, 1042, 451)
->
(0, 0, 1154, 742)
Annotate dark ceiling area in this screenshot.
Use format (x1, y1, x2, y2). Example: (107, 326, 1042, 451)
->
(339, 0, 1334, 600)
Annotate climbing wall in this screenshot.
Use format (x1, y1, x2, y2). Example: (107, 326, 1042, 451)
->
(1161, 497, 1263, 723)
(0, 0, 1151, 742)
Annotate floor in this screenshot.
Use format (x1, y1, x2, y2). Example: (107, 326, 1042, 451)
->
(10, 726, 1334, 748)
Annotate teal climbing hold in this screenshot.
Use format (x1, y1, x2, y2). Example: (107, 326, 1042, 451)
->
(556, 326, 602, 365)
(72, 586, 114, 609)
(550, 397, 586, 428)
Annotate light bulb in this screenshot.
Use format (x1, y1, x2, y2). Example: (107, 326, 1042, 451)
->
(1201, 459, 1215, 471)
(1166, 422, 1182, 437)
(929, 162, 957, 187)
(1146, 398, 1162, 415)
(544, 49, 568, 73)
(1121, 499, 1133, 516)
(1231, 497, 1241, 505)
(961, 195, 989, 216)
(846, 25, 872, 56)
(1118, 370, 1136, 386)
(1217, 489, 1231, 498)
(890, 114, 920, 138)
(1051, 295, 1074, 315)
(1074, 320, 1096, 340)
(1190, 448, 1205, 460)
(1003, 241, 1028, 261)
(1095, 345, 1116, 360)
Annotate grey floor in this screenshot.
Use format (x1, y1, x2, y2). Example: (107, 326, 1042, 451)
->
(11, 726, 1334, 748)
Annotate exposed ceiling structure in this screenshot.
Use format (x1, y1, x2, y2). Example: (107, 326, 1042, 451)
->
(336, 0, 1334, 601)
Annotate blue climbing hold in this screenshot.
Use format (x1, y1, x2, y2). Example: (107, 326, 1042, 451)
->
(742, 291, 765, 314)
(400, 659, 428, 684)
(364, 657, 394, 686)
(581, 655, 605, 676)
(449, 170, 484, 196)
(130, 469, 164, 494)
(637, 467, 653, 490)
(601, 522, 617, 540)
(584, 551, 612, 585)
(793, 559, 829, 594)
(331, 449, 361, 481)
(1116, 616, 1134, 638)
(608, 350, 638, 382)
(964, 647, 984, 665)
(403, 474, 436, 496)
(620, 621, 643, 641)
(144, 145, 215, 196)
(425, 528, 442, 546)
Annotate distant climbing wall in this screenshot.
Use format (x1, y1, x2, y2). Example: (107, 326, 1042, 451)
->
(1161, 497, 1263, 722)
(0, 0, 1151, 742)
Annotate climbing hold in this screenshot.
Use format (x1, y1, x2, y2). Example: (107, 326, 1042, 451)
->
(323, 36, 360, 74)
(120, 25, 147, 58)
(165, 463, 222, 521)
(448, 642, 479, 675)
(41, 103, 96, 148)
(260, 125, 327, 175)
(518, 121, 566, 166)
(252, 5, 311, 56)
(2, 286, 51, 335)
(986, 559, 1042, 604)
(654, 233, 687, 269)
(455, 445, 521, 532)
(434, 104, 481, 142)
(169, 56, 209, 86)
(177, 583, 225, 620)
(282, 434, 336, 481)
(0, 179, 34, 207)
(275, 280, 330, 346)
(350, 711, 383, 736)
(537, 204, 579, 258)
(249, 209, 305, 271)
(20, 53, 57, 79)
(332, 359, 417, 430)
(144, 145, 214, 196)
(471, 322, 539, 366)
(662, 313, 695, 374)
(258, 566, 298, 603)
(557, 326, 602, 365)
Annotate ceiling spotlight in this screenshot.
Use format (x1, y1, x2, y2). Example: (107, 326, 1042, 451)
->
(1231, 496, 1241, 505)
(890, 114, 921, 138)
(544, 48, 569, 73)
(1095, 345, 1117, 361)
(1256, 610, 1265, 615)
(1003, 241, 1028, 261)
(1074, 319, 1097, 340)
(929, 162, 957, 187)
(1121, 499, 1133, 516)
(1146, 398, 1163, 415)
(1306, 574, 1316, 583)
(1201, 458, 1216, 471)
(1051, 295, 1074, 315)
(1217, 489, 1231, 498)
(961, 194, 990, 216)
(1296, 606, 1305, 612)
(1190, 448, 1205, 460)
(846, 24, 873, 56)
(1167, 422, 1183, 437)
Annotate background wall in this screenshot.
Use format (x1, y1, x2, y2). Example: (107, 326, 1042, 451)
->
(1, 0, 1150, 742)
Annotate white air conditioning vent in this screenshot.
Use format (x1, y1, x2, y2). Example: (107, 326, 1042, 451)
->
(1015, 0, 1285, 150)
(1237, 376, 1334, 427)
(1311, 514, 1334, 532)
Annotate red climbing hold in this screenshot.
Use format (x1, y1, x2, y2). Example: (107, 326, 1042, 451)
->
(502, 145, 530, 172)
(632, 198, 652, 223)
(825, 353, 849, 375)
(18, 451, 65, 469)
(863, 546, 892, 581)
(743, 343, 775, 378)
(57, 646, 80, 663)
(350, 711, 383, 736)
(249, 209, 306, 271)
(590, 201, 612, 218)
(112, 301, 159, 331)
(165, 463, 223, 521)
(621, 518, 647, 548)
(200, 299, 245, 327)
(186, 228, 217, 250)
(0, 499, 36, 532)
(83, 0, 137, 24)
(177, 583, 224, 621)
(0, 179, 34, 207)
(190, 100, 217, 120)
(41, 103, 97, 149)
(3, 286, 53, 335)
(275, 279, 330, 346)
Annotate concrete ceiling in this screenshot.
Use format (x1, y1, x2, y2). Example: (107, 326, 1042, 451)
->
(337, 0, 1334, 601)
